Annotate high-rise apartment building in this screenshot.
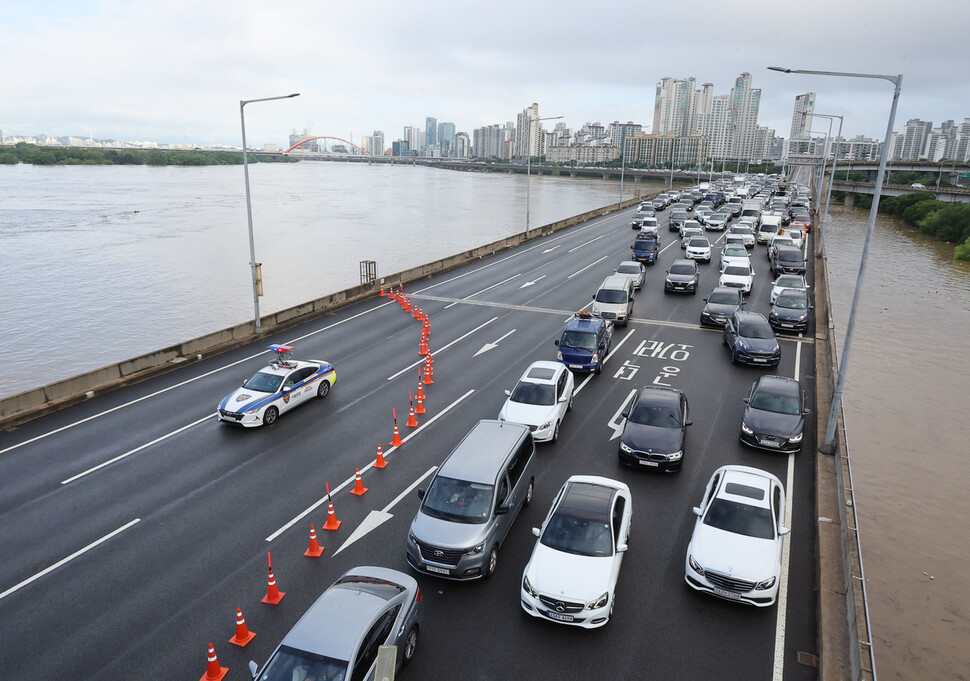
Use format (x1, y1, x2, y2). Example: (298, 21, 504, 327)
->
(730, 73, 761, 161)
(790, 93, 816, 140)
(653, 77, 698, 136)
(437, 122, 456, 156)
(514, 103, 540, 159)
(425, 117, 437, 150)
(897, 119, 933, 160)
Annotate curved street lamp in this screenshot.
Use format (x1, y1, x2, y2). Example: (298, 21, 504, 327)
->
(240, 92, 300, 333)
(806, 112, 844, 258)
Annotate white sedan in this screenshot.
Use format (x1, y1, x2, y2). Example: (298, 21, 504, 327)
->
(685, 465, 789, 607)
(217, 344, 336, 427)
(498, 360, 574, 442)
(685, 236, 712, 262)
(719, 245, 750, 271)
(521, 475, 632, 628)
(769, 274, 810, 304)
(719, 263, 755, 295)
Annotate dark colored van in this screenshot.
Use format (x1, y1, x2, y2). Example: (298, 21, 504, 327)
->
(554, 311, 613, 374)
(631, 234, 660, 264)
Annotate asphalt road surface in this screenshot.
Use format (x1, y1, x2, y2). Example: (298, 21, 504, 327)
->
(0, 200, 819, 680)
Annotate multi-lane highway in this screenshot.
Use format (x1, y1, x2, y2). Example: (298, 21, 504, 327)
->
(0, 200, 819, 680)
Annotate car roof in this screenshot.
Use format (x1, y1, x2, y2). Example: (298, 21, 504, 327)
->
(736, 310, 768, 323)
(557, 479, 616, 523)
(599, 274, 631, 290)
(755, 375, 801, 396)
(671, 258, 696, 267)
(438, 419, 530, 484)
(564, 313, 607, 332)
(519, 360, 562, 385)
(637, 386, 683, 407)
(617, 260, 642, 268)
(256, 359, 316, 377)
(714, 466, 780, 509)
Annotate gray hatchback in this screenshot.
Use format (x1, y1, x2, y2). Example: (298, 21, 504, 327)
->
(250, 566, 421, 681)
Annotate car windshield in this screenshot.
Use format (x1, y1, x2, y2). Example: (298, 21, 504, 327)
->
(630, 400, 682, 428)
(776, 276, 803, 288)
(541, 511, 613, 557)
(559, 330, 597, 350)
(255, 645, 348, 681)
(751, 387, 801, 415)
(723, 266, 750, 277)
(688, 238, 709, 247)
(670, 263, 695, 275)
(723, 247, 746, 257)
(422, 476, 493, 524)
(733, 227, 754, 235)
(242, 371, 284, 394)
(671, 211, 688, 218)
(596, 289, 628, 304)
(634, 239, 656, 250)
(708, 290, 739, 305)
(738, 321, 774, 339)
(510, 381, 556, 406)
(616, 264, 640, 275)
(776, 293, 807, 309)
(703, 498, 775, 540)
(778, 250, 802, 262)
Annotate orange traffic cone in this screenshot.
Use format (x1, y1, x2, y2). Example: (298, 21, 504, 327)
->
(229, 607, 257, 647)
(416, 379, 426, 402)
(406, 405, 418, 428)
(390, 410, 404, 446)
(322, 499, 342, 531)
(379, 283, 385, 297)
(351, 468, 368, 496)
(200, 642, 229, 681)
(419, 337, 429, 356)
(261, 552, 285, 605)
(423, 365, 433, 385)
(415, 394, 426, 415)
(374, 443, 388, 469)
(305, 524, 324, 557)
(403, 295, 412, 313)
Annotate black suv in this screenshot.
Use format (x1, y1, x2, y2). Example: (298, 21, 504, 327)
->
(771, 245, 806, 276)
(664, 258, 699, 294)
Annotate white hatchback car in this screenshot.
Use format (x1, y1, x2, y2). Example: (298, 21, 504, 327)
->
(521, 475, 632, 628)
(498, 360, 574, 442)
(719, 263, 755, 295)
(685, 465, 789, 607)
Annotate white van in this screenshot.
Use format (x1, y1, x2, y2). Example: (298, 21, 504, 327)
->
(592, 274, 635, 326)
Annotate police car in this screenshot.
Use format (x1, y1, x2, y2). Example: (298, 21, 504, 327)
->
(217, 345, 336, 427)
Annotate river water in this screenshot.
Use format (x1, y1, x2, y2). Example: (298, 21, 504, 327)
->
(2, 163, 968, 676)
(822, 205, 970, 679)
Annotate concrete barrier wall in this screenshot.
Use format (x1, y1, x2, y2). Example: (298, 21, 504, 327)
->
(0, 196, 644, 429)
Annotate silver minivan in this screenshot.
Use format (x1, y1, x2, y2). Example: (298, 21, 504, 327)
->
(406, 420, 536, 580)
(591, 274, 634, 327)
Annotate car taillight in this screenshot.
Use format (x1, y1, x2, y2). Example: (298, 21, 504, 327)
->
(416, 587, 422, 601)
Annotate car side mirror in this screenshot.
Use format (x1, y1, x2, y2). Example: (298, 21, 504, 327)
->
(417, 488, 425, 499)
(282, 386, 291, 393)
(779, 526, 791, 536)
(692, 506, 702, 517)
(249, 661, 258, 679)
(685, 419, 693, 426)
(703, 297, 708, 302)
(504, 389, 511, 397)
(532, 527, 540, 537)
(553, 339, 560, 346)
(495, 504, 511, 516)
(743, 397, 749, 403)
(803, 408, 812, 415)
(616, 542, 628, 553)
(592, 294, 596, 300)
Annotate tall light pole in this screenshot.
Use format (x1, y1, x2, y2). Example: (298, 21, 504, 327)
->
(618, 125, 627, 205)
(768, 67, 902, 464)
(807, 112, 844, 257)
(241, 92, 300, 333)
(808, 117, 834, 218)
(526, 115, 563, 237)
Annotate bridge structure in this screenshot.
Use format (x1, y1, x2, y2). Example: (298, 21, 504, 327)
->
(283, 135, 370, 156)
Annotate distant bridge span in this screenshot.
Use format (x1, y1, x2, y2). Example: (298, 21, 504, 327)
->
(284, 136, 370, 155)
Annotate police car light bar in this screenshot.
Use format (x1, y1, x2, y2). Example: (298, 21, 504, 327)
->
(267, 344, 294, 353)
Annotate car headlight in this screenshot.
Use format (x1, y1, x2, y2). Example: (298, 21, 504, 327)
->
(244, 407, 261, 414)
(408, 531, 419, 546)
(557, 350, 563, 361)
(741, 422, 753, 435)
(591, 353, 600, 364)
(667, 450, 683, 461)
(586, 592, 609, 610)
(770, 310, 780, 318)
(798, 313, 808, 320)
(756, 576, 777, 590)
(688, 555, 705, 575)
(789, 432, 803, 443)
(465, 543, 485, 556)
(523, 575, 539, 598)
(539, 419, 554, 430)
(619, 441, 633, 453)
(737, 339, 749, 349)
(591, 304, 599, 314)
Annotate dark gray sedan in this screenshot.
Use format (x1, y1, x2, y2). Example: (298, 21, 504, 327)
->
(740, 375, 810, 453)
(250, 566, 421, 681)
(700, 287, 744, 327)
(723, 311, 780, 366)
(618, 387, 692, 472)
(769, 289, 812, 333)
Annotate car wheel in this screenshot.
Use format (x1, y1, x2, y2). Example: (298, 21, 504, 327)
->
(402, 625, 418, 666)
(485, 547, 499, 579)
(731, 347, 739, 364)
(262, 406, 279, 426)
(552, 420, 560, 443)
(524, 478, 534, 507)
(567, 394, 574, 411)
(317, 380, 330, 399)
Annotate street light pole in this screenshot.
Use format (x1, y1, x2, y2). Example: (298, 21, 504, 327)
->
(240, 92, 300, 333)
(807, 112, 844, 257)
(768, 67, 902, 462)
(526, 114, 563, 238)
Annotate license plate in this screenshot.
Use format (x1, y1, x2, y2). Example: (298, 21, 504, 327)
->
(712, 587, 742, 600)
(546, 611, 575, 622)
(781, 323, 794, 328)
(639, 460, 659, 467)
(761, 439, 781, 448)
(425, 565, 450, 575)
(753, 358, 768, 363)
(569, 364, 583, 370)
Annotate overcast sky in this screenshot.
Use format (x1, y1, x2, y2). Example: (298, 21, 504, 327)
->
(2, 0, 968, 148)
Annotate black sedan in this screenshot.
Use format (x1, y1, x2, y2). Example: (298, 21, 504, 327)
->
(740, 375, 810, 453)
(618, 387, 692, 472)
(700, 287, 744, 327)
(769, 289, 812, 333)
(723, 311, 781, 367)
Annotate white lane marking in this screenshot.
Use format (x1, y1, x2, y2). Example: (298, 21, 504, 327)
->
(265, 390, 475, 542)
(0, 518, 140, 602)
(443, 273, 522, 309)
(542, 246, 561, 254)
(772, 336, 801, 681)
(566, 255, 609, 279)
(607, 389, 638, 441)
(385, 318, 498, 382)
(572, 326, 637, 396)
(474, 329, 516, 357)
(519, 275, 547, 289)
(332, 465, 439, 557)
(567, 233, 608, 253)
(2, 302, 398, 456)
(61, 414, 215, 485)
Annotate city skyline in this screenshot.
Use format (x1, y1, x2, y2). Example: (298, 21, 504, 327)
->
(2, 0, 967, 150)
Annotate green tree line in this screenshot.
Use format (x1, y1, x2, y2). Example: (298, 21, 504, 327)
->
(0, 142, 298, 166)
(851, 192, 970, 261)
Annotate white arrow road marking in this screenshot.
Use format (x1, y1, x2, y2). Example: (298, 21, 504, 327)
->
(474, 329, 516, 357)
(542, 245, 561, 254)
(386, 318, 498, 381)
(333, 466, 438, 556)
(607, 389, 638, 441)
(519, 275, 546, 289)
